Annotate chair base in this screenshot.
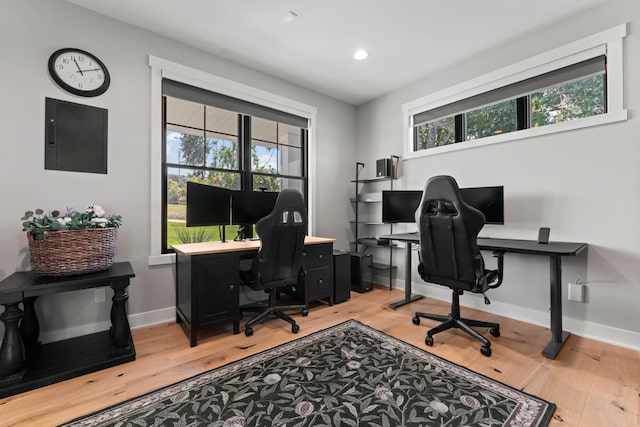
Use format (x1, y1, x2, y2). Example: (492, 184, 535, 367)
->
(413, 290, 499, 357)
(241, 291, 307, 336)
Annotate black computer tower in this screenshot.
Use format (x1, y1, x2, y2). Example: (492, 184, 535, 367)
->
(333, 251, 351, 303)
(350, 253, 373, 293)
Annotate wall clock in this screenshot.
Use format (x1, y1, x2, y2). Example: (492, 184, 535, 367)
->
(48, 48, 110, 97)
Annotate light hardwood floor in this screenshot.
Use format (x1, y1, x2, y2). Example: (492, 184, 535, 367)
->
(1, 286, 638, 426)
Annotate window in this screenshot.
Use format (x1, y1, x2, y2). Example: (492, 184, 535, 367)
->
(403, 24, 627, 157)
(530, 75, 605, 127)
(162, 80, 308, 252)
(413, 56, 607, 150)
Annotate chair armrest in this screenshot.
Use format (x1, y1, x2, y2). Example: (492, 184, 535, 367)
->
(488, 251, 505, 289)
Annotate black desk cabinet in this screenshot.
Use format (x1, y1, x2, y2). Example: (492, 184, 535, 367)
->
(176, 252, 241, 347)
(302, 243, 334, 306)
(173, 238, 335, 347)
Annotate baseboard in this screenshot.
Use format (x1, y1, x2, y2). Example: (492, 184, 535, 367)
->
(406, 280, 640, 352)
(39, 286, 640, 352)
(39, 321, 112, 344)
(128, 306, 176, 329)
(38, 307, 176, 344)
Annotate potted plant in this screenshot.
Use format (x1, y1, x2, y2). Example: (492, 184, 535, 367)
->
(21, 205, 122, 276)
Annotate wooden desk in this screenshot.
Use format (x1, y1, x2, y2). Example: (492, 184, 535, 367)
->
(0, 262, 135, 398)
(173, 236, 335, 346)
(378, 233, 587, 359)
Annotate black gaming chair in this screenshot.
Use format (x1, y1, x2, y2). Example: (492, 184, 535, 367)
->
(240, 189, 309, 337)
(412, 176, 505, 356)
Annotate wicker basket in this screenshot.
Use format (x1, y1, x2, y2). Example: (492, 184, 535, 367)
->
(27, 228, 118, 276)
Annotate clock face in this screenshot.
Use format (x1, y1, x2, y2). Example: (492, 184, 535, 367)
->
(48, 48, 110, 97)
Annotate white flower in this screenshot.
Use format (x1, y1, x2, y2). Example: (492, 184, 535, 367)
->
(57, 217, 72, 225)
(88, 205, 106, 217)
(91, 217, 109, 227)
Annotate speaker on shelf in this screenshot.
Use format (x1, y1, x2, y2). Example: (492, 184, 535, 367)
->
(333, 250, 351, 304)
(350, 252, 373, 293)
(376, 158, 393, 177)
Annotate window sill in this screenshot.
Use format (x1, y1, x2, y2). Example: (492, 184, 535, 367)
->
(148, 253, 175, 266)
(404, 110, 627, 159)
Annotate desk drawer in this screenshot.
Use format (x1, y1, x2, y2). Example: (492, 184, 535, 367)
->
(304, 243, 332, 269)
(306, 267, 332, 301)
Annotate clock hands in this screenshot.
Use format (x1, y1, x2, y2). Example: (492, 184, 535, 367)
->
(73, 58, 84, 76)
(75, 68, 101, 73)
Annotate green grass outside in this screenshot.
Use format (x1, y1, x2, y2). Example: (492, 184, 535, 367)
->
(167, 222, 241, 247)
(166, 204, 240, 247)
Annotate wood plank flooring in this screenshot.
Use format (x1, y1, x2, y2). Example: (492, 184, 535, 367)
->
(1, 286, 638, 426)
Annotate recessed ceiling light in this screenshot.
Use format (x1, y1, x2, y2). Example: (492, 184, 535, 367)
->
(353, 50, 370, 61)
(282, 11, 298, 24)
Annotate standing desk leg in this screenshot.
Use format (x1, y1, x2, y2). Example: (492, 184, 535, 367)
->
(389, 242, 423, 309)
(542, 254, 570, 359)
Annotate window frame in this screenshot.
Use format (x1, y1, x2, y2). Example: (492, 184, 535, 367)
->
(402, 24, 627, 159)
(149, 56, 317, 265)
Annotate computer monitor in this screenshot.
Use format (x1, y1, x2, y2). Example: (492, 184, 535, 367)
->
(381, 186, 504, 225)
(185, 182, 231, 227)
(459, 186, 504, 225)
(231, 191, 279, 225)
(382, 190, 422, 223)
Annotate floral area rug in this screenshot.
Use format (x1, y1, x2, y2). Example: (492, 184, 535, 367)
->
(61, 320, 555, 426)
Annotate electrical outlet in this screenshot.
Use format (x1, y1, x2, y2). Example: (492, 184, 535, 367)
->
(95, 287, 106, 303)
(568, 282, 585, 302)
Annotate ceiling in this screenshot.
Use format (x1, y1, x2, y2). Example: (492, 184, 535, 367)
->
(67, 0, 606, 105)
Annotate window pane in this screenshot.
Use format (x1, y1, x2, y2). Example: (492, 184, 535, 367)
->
(279, 145, 302, 176)
(166, 97, 204, 129)
(166, 167, 240, 205)
(252, 176, 305, 194)
(278, 123, 302, 148)
(166, 125, 205, 166)
(166, 167, 239, 246)
(279, 177, 305, 195)
(252, 174, 280, 192)
(167, 222, 237, 247)
(531, 74, 605, 128)
(205, 105, 238, 135)
(415, 117, 455, 150)
(252, 117, 277, 143)
(251, 140, 277, 173)
(206, 133, 239, 170)
(466, 99, 517, 140)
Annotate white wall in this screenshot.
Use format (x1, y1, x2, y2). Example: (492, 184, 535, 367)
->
(0, 0, 356, 340)
(355, 0, 640, 349)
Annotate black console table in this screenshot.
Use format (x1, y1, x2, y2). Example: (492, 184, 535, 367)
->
(0, 262, 135, 398)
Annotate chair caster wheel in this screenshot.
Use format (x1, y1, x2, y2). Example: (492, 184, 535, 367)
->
(412, 316, 420, 325)
(301, 309, 309, 317)
(292, 324, 300, 333)
(490, 327, 500, 337)
(425, 336, 434, 346)
(480, 346, 492, 357)
(245, 327, 253, 337)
